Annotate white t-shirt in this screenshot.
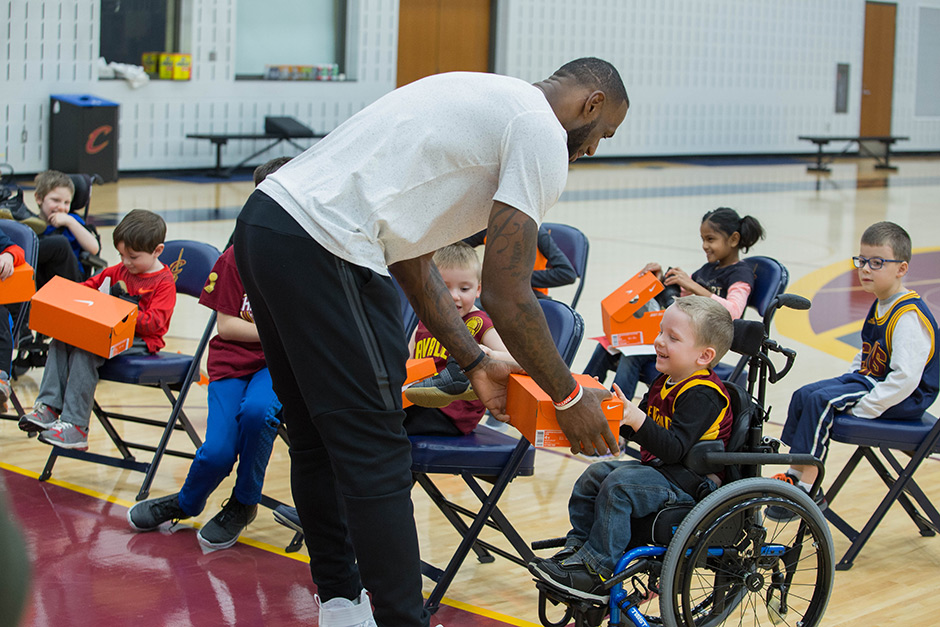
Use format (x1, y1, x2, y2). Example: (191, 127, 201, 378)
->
(259, 72, 570, 275)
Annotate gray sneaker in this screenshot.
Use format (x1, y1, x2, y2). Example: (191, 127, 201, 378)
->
(18, 403, 60, 434)
(128, 493, 189, 531)
(197, 495, 257, 550)
(37, 420, 88, 451)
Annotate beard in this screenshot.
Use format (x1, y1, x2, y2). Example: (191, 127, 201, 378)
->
(566, 118, 598, 160)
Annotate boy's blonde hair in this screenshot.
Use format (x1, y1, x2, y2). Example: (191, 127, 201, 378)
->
(672, 295, 733, 366)
(861, 221, 911, 262)
(433, 242, 481, 281)
(34, 170, 74, 200)
(113, 209, 167, 253)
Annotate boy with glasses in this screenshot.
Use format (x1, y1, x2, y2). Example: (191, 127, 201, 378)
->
(768, 221, 938, 521)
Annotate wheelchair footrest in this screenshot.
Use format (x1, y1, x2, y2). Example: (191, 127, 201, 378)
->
(535, 580, 608, 627)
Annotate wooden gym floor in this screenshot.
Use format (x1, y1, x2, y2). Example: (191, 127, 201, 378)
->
(2, 154, 938, 626)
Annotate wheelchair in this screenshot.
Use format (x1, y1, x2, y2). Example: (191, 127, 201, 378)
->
(531, 293, 836, 627)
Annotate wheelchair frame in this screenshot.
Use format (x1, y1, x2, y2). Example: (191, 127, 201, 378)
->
(532, 294, 836, 627)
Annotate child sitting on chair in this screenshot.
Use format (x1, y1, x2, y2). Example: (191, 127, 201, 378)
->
(18, 209, 176, 451)
(530, 296, 734, 603)
(583, 207, 763, 400)
(768, 221, 938, 521)
(403, 242, 518, 434)
(126, 157, 288, 551)
(0, 227, 28, 408)
(29, 170, 101, 285)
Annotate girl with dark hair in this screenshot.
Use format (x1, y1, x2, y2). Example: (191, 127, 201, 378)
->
(584, 207, 765, 400)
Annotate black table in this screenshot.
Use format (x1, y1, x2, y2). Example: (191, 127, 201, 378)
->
(798, 135, 909, 173)
(186, 133, 324, 177)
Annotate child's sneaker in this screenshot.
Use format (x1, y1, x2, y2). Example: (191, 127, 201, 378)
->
(37, 420, 88, 451)
(405, 360, 477, 408)
(18, 403, 60, 434)
(316, 588, 377, 627)
(528, 554, 609, 603)
(128, 493, 189, 531)
(197, 494, 257, 550)
(765, 473, 827, 522)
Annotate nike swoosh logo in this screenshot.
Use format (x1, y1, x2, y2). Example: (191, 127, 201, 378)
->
(605, 403, 620, 411)
(137, 288, 154, 294)
(75, 299, 94, 306)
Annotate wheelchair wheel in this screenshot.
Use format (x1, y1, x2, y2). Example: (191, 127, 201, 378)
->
(659, 477, 834, 627)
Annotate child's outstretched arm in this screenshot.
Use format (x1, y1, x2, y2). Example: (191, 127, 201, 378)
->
(216, 313, 260, 343)
(479, 328, 521, 368)
(612, 383, 646, 431)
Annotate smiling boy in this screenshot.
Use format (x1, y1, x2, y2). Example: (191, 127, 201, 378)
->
(31, 170, 100, 285)
(769, 221, 938, 521)
(529, 295, 734, 602)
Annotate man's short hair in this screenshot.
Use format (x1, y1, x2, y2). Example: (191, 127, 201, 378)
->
(253, 156, 292, 186)
(34, 170, 74, 200)
(433, 242, 481, 281)
(553, 57, 629, 108)
(113, 209, 167, 253)
(673, 295, 734, 366)
(861, 221, 912, 262)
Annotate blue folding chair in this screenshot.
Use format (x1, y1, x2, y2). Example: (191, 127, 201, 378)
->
(0, 220, 39, 419)
(412, 297, 584, 613)
(542, 222, 589, 309)
(824, 411, 940, 570)
(39, 240, 221, 501)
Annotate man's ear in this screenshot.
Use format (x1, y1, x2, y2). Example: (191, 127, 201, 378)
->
(581, 90, 606, 118)
(698, 346, 717, 368)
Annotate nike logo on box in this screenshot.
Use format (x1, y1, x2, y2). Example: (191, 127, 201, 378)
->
(605, 403, 619, 411)
(75, 299, 94, 306)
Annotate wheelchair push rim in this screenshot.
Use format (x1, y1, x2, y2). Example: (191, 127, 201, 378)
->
(659, 478, 834, 627)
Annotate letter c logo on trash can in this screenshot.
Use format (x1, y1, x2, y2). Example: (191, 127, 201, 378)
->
(85, 125, 113, 155)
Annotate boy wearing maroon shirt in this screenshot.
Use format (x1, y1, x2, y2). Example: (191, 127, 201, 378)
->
(19, 210, 176, 450)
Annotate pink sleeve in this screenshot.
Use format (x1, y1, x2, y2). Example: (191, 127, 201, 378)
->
(710, 282, 751, 319)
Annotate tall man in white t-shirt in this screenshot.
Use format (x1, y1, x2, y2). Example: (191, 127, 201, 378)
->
(234, 58, 628, 626)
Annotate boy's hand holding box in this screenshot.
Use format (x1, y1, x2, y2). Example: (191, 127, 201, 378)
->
(0, 263, 36, 305)
(506, 374, 622, 448)
(29, 276, 138, 359)
(602, 270, 665, 348)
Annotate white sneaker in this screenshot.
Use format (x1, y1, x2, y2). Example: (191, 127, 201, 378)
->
(316, 588, 377, 627)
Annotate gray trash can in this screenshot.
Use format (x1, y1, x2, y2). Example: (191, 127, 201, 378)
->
(49, 94, 120, 182)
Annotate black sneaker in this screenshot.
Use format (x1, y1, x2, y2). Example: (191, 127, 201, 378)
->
(405, 360, 477, 408)
(529, 555, 609, 603)
(127, 493, 189, 531)
(765, 473, 828, 522)
(197, 495, 257, 550)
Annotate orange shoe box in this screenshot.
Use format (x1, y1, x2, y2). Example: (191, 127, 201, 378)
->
(402, 357, 437, 408)
(29, 276, 138, 359)
(0, 263, 36, 305)
(506, 374, 622, 448)
(602, 271, 665, 347)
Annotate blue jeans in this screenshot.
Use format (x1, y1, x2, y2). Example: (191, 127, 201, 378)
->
(566, 461, 694, 578)
(177, 368, 281, 516)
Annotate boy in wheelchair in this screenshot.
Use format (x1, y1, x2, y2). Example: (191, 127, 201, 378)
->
(530, 295, 734, 603)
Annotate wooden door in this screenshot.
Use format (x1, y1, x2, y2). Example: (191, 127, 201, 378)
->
(396, 0, 491, 88)
(860, 2, 897, 136)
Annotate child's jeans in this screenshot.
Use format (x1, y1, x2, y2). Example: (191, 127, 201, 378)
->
(583, 345, 659, 399)
(177, 368, 281, 516)
(566, 461, 695, 578)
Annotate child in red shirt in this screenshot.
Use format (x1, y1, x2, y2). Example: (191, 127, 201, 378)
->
(18, 210, 176, 450)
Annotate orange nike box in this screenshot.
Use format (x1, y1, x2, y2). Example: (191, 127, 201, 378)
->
(29, 276, 138, 359)
(0, 263, 36, 304)
(402, 357, 437, 408)
(602, 271, 665, 347)
(506, 374, 622, 448)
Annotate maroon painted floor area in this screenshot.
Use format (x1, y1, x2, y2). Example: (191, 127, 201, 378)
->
(3, 469, 510, 627)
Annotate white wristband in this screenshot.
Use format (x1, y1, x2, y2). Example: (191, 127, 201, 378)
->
(553, 384, 584, 411)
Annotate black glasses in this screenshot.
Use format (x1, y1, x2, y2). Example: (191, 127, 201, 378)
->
(852, 256, 902, 270)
